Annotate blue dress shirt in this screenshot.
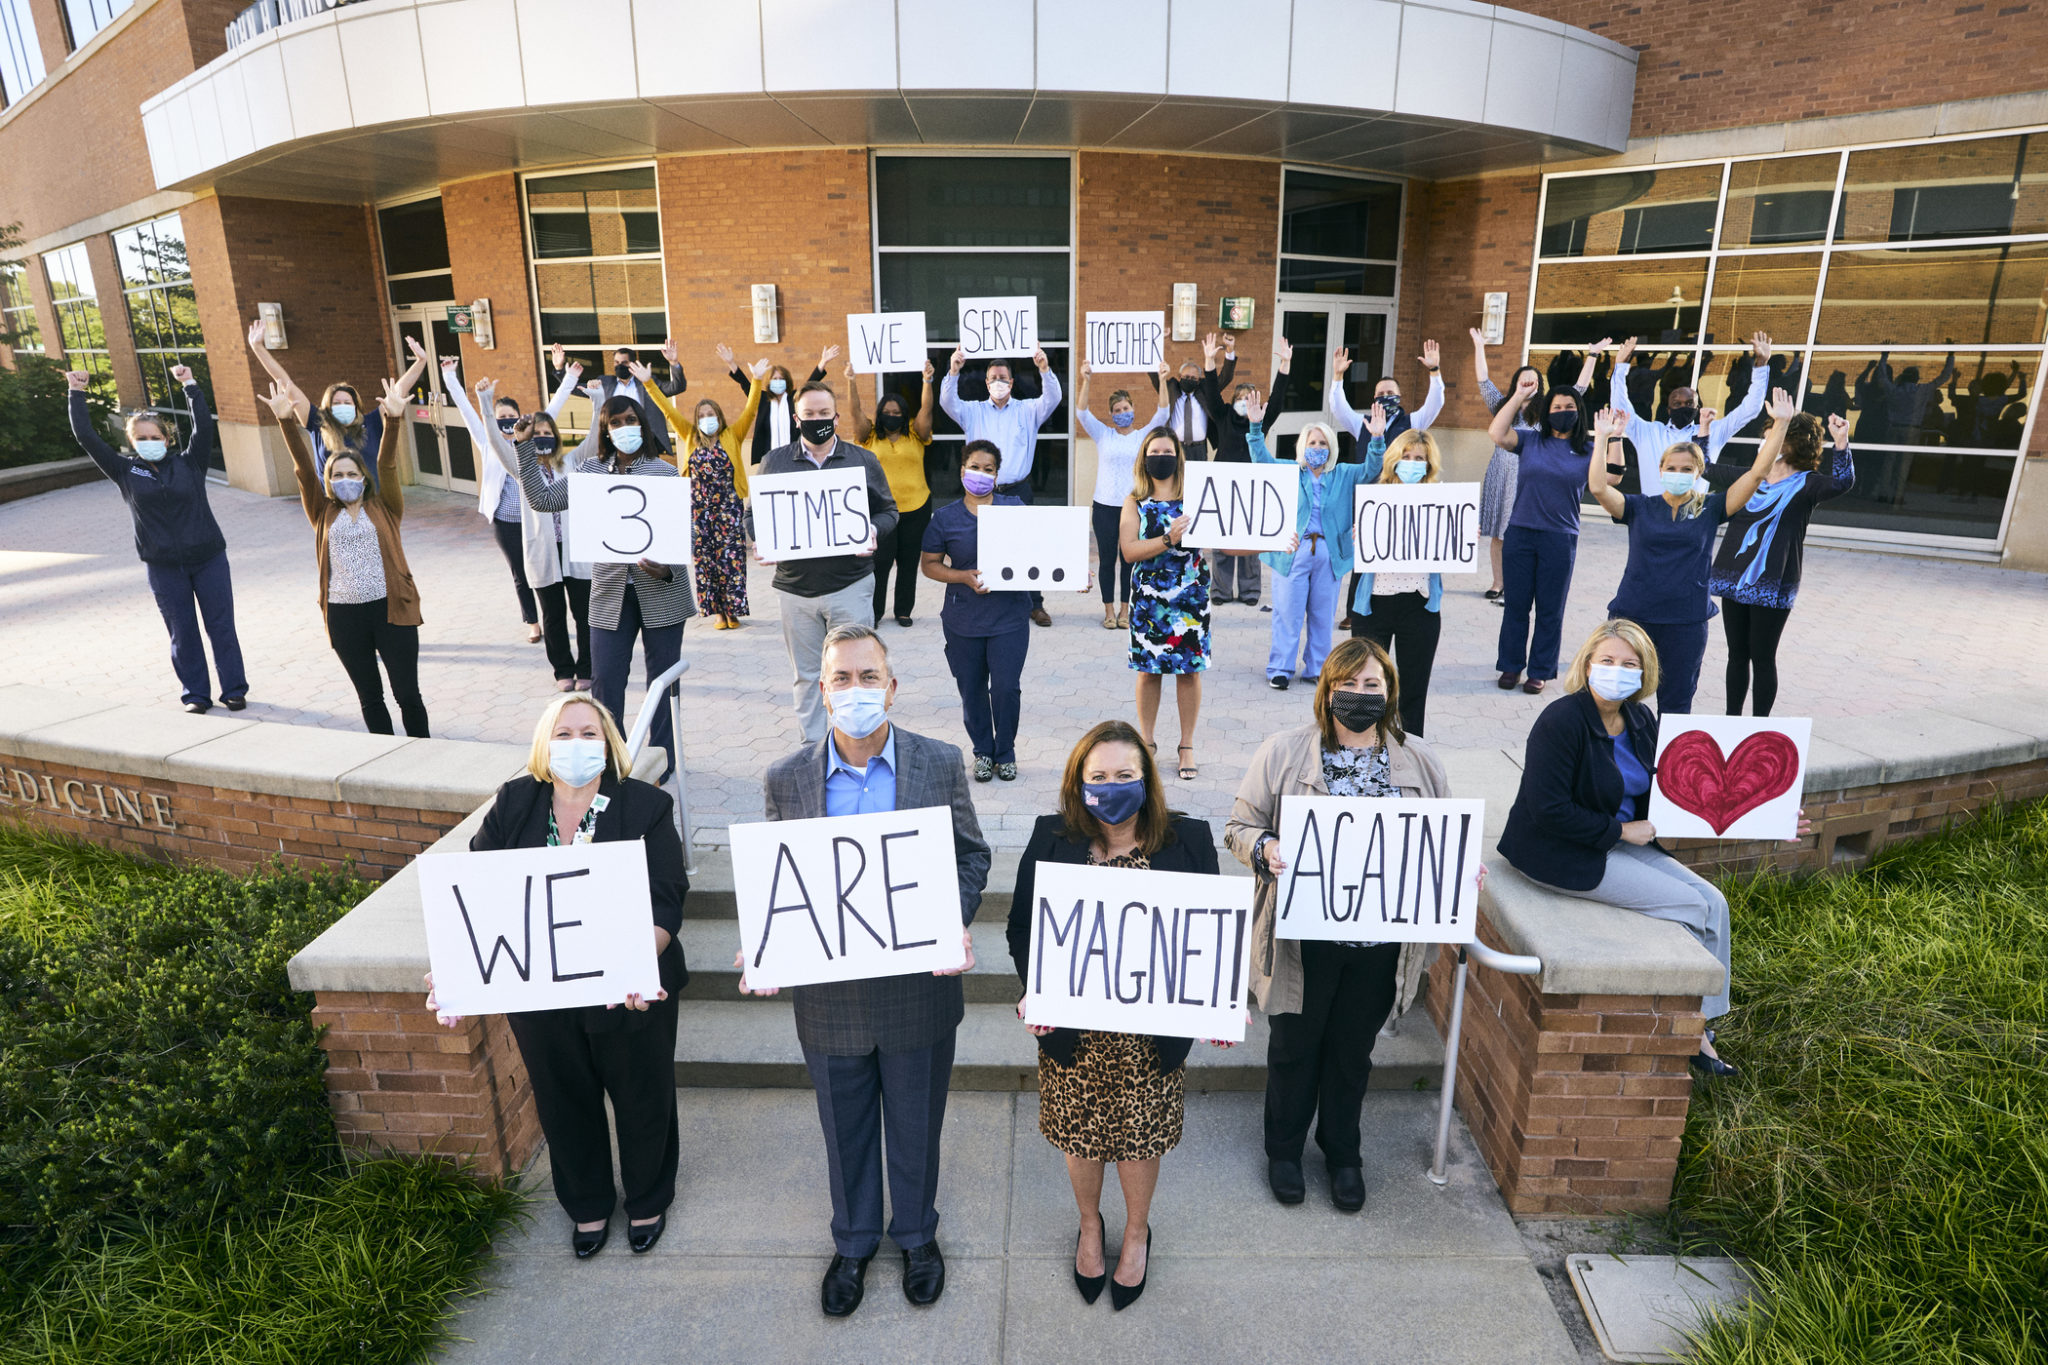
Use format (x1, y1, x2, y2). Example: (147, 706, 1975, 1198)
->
(939, 370, 1065, 486)
(824, 725, 898, 816)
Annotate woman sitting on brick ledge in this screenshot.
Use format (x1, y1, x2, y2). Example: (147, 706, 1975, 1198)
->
(426, 694, 689, 1259)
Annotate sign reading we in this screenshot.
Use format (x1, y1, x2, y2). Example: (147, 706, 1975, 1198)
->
(565, 473, 693, 564)
(1084, 311, 1165, 372)
(1352, 482, 1482, 574)
(957, 296, 1038, 358)
(729, 807, 966, 990)
(1273, 797, 1486, 945)
(1182, 464, 1297, 552)
(1021, 862, 1254, 1042)
(847, 312, 928, 374)
(418, 841, 663, 1015)
(751, 466, 874, 561)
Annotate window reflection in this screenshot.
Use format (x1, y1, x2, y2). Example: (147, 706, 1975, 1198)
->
(1720, 155, 1839, 247)
(1838, 135, 2048, 243)
(1788, 351, 2034, 451)
(532, 261, 668, 348)
(878, 253, 1072, 341)
(1540, 166, 1722, 258)
(875, 157, 1070, 248)
(1815, 241, 2048, 346)
(1694, 348, 1800, 440)
(1703, 252, 1821, 345)
(526, 168, 660, 260)
(1532, 258, 1710, 345)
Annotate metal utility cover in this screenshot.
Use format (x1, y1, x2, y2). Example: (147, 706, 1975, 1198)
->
(1566, 1254, 1756, 1363)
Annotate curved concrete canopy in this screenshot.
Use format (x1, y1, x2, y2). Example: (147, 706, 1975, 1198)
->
(140, 0, 1637, 200)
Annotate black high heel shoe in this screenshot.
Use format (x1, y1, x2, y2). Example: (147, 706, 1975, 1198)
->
(1074, 1225, 1108, 1304)
(571, 1221, 609, 1258)
(1109, 1227, 1151, 1311)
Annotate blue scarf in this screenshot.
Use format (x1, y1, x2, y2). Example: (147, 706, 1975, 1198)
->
(1730, 470, 1807, 594)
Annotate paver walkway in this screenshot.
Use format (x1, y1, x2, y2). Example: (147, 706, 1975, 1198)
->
(4, 478, 2044, 847)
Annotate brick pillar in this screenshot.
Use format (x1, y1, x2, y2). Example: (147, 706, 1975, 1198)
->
(1427, 916, 1703, 1215)
(310, 990, 540, 1177)
(444, 174, 542, 402)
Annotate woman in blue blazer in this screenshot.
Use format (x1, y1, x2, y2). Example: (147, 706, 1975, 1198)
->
(1248, 407, 1383, 691)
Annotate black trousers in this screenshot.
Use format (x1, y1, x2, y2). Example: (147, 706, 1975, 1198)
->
(491, 517, 537, 624)
(1352, 591, 1441, 737)
(1263, 941, 1401, 1168)
(508, 996, 681, 1224)
(1091, 500, 1131, 605)
(535, 571, 591, 681)
(1722, 598, 1793, 716)
(873, 499, 933, 623)
(803, 1034, 955, 1258)
(325, 598, 428, 737)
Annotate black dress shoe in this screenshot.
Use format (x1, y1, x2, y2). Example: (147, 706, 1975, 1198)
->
(1690, 1050, 1740, 1079)
(222, 696, 247, 711)
(627, 1212, 666, 1254)
(1268, 675, 1290, 690)
(1109, 1228, 1151, 1311)
(1074, 1226, 1108, 1304)
(1268, 1158, 1306, 1205)
(902, 1241, 946, 1306)
(1330, 1165, 1366, 1213)
(182, 701, 210, 714)
(571, 1222, 609, 1258)
(820, 1252, 872, 1316)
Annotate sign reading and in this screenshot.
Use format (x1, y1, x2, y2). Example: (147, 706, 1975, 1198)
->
(1182, 464, 1297, 552)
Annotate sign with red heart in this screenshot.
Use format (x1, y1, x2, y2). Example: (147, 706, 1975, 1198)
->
(1647, 717, 1811, 840)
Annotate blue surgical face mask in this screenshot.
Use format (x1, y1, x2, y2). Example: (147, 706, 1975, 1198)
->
(1659, 469, 1697, 497)
(548, 738, 608, 788)
(826, 685, 890, 740)
(1395, 458, 1427, 483)
(611, 425, 643, 455)
(329, 403, 357, 426)
(1111, 409, 1135, 429)
(769, 378, 787, 395)
(330, 476, 365, 504)
(133, 439, 169, 462)
(1081, 778, 1147, 827)
(1301, 443, 1331, 468)
(1588, 664, 1642, 701)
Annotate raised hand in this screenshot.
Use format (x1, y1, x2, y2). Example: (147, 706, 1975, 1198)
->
(379, 377, 406, 413)
(627, 360, 654, 385)
(1589, 337, 1614, 355)
(404, 335, 428, 364)
(749, 358, 770, 379)
(1274, 335, 1293, 363)
(260, 379, 295, 419)
(1364, 402, 1388, 439)
(949, 347, 965, 375)
(1079, 361, 1093, 380)
(1751, 330, 1774, 361)
(1331, 346, 1352, 377)
(1765, 387, 1797, 421)
(1593, 406, 1626, 439)
(1242, 386, 1263, 412)
(1617, 336, 1639, 363)
(1222, 332, 1236, 357)
(64, 369, 90, 392)
(246, 318, 267, 349)
(1468, 326, 1488, 349)
(512, 415, 534, 441)
(661, 337, 679, 366)
(169, 363, 193, 385)
(1201, 332, 1220, 366)
(843, 360, 856, 382)
(1513, 368, 1541, 398)
(923, 358, 936, 383)
(1826, 411, 1851, 448)
(1419, 339, 1440, 371)
(473, 375, 496, 402)
(714, 341, 735, 367)
(819, 343, 842, 370)
(564, 358, 584, 378)
(550, 341, 566, 370)
(1032, 346, 1050, 372)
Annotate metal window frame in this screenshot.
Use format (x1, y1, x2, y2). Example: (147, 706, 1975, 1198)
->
(518, 160, 671, 378)
(1276, 163, 1407, 305)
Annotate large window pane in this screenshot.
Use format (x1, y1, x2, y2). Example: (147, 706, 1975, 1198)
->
(878, 252, 1071, 341)
(1815, 242, 2048, 346)
(0, 0, 45, 105)
(533, 260, 668, 348)
(388, 274, 456, 305)
(1837, 135, 2048, 244)
(1531, 258, 1710, 345)
(1540, 166, 1722, 258)
(1703, 252, 1822, 345)
(111, 213, 215, 463)
(61, 0, 131, 49)
(378, 199, 452, 277)
(1695, 348, 1801, 439)
(527, 167, 661, 259)
(1282, 171, 1401, 261)
(875, 157, 1070, 247)
(1818, 449, 2014, 538)
(1794, 350, 2036, 451)
(1, 261, 41, 352)
(1720, 155, 1838, 247)
(1278, 259, 1397, 296)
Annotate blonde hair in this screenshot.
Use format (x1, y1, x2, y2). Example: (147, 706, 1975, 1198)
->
(1656, 441, 1708, 517)
(524, 694, 633, 784)
(1562, 619, 1661, 703)
(1298, 421, 1340, 459)
(124, 410, 173, 447)
(1378, 429, 1441, 483)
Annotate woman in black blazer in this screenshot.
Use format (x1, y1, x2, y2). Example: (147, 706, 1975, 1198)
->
(1498, 620, 1763, 1078)
(1007, 720, 1232, 1311)
(427, 695, 689, 1256)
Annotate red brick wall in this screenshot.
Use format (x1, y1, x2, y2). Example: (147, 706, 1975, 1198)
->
(1076, 151, 1280, 381)
(443, 173, 543, 407)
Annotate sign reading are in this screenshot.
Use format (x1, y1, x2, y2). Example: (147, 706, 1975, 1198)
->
(847, 311, 928, 375)
(751, 466, 873, 561)
(565, 473, 693, 564)
(1274, 797, 1485, 945)
(730, 806, 966, 990)
(1084, 311, 1166, 372)
(1182, 464, 1297, 552)
(1352, 482, 1482, 574)
(1021, 862, 1253, 1042)
(419, 841, 662, 1015)
(957, 296, 1038, 358)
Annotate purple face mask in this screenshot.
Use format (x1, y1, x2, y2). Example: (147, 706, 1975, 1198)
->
(961, 469, 998, 496)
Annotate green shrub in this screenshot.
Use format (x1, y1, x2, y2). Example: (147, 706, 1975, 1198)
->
(1677, 801, 2048, 1364)
(0, 355, 112, 470)
(0, 856, 370, 1249)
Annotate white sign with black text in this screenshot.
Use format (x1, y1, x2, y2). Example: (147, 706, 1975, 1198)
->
(565, 473, 693, 565)
(751, 466, 873, 562)
(847, 311, 928, 374)
(1273, 796, 1486, 945)
(957, 296, 1039, 358)
(1352, 482, 1482, 574)
(1021, 862, 1254, 1042)
(976, 504, 1092, 591)
(1182, 464, 1297, 552)
(1084, 311, 1166, 372)
(419, 840, 663, 1016)
(729, 806, 965, 990)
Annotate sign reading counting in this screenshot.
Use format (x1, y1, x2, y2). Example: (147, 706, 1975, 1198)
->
(1273, 797, 1486, 944)
(418, 841, 662, 1015)
(957, 296, 1038, 358)
(1182, 464, 1297, 552)
(846, 311, 928, 374)
(729, 807, 966, 990)
(1352, 482, 1482, 574)
(565, 473, 693, 565)
(1021, 862, 1254, 1042)
(977, 504, 1091, 590)
(1083, 311, 1166, 372)
(751, 466, 873, 561)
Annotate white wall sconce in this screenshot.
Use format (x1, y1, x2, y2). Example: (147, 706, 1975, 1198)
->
(751, 284, 779, 344)
(1171, 283, 1198, 342)
(1482, 292, 1507, 346)
(257, 301, 286, 349)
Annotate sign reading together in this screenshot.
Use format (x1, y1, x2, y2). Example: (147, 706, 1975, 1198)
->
(751, 466, 873, 561)
(1273, 797, 1485, 944)
(1084, 311, 1166, 372)
(565, 472, 693, 565)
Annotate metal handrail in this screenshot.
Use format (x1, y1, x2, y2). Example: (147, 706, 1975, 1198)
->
(1427, 937, 1542, 1186)
(623, 658, 695, 874)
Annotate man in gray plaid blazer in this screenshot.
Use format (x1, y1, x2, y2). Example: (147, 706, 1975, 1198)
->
(743, 624, 989, 1317)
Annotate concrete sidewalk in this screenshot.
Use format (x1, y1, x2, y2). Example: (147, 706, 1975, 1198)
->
(434, 1088, 1578, 1365)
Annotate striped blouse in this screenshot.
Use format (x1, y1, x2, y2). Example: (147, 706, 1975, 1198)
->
(518, 440, 695, 631)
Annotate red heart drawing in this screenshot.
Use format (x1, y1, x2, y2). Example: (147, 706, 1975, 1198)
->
(1656, 729, 1802, 834)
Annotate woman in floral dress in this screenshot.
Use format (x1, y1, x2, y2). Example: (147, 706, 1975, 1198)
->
(1119, 428, 1212, 780)
(648, 354, 762, 628)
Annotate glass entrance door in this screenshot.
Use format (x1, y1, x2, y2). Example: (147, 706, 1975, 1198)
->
(391, 307, 477, 493)
(1268, 302, 1392, 461)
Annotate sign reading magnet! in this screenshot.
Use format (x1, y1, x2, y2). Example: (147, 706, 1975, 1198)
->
(419, 841, 663, 1016)
(1352, 482, 1482, 574)
(1182, 464, 1297, 552)
(1647, 715, 1811, 841)
(1083, 311, 1166, 372)
(957, 296, 1038, 358)
(729, 807, 966, 990)
(1022, 862, 1254, 1042)
(565, 473, 693, 565)
(751, 466, 873, 561)
(847, 311, 928, 375)
(1273, 797, 1486, 945)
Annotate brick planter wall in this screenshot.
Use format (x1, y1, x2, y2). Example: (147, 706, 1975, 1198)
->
(310, 991, 539, 1176)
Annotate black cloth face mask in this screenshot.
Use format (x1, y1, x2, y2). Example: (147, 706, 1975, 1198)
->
(799, 417, 838, 445)
(1329, 690, 1388, 732)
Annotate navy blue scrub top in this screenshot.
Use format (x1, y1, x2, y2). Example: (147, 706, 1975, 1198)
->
(1608, 492, 1728, 625)
(922, 495, 1034, 638)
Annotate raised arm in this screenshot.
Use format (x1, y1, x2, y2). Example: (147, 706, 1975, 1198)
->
(731, 362, 767, 445)
(1708, 332, 1773, 457)
(394, 336, 430, 406)
(542, 358, 583, 420)
(1327, 345, 1364, 439)
(658, 338, 687, 397)
(843, 363, 873, 443)
(172, 368, 215, 473)
(1025, 348, 1063, 422)
(1723, 389, 1794, 515)
(1468, 327, 1493, 389)
(1576, 338, 1609, 393)
(1489, 371, 1537, 453)
(1409, 340, 1445, 431)
(914, 359, 936, 442)
(441, 359, 493, 447)
(373, 384, 408, 519)
(940, 350, 969, 426)
(1257, 337, 1292, 426)
(1588, 408, 1628, 519)
(245, 318, 312, 425)
(64, 373, 126, 480)
(261, 381, 326, 525)
(1814, 413, 1857, 499)
(464, 374, 524, 479)
(632, 360, 688, 447)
